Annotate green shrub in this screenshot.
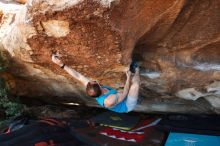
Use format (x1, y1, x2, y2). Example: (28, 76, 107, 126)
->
(0, 52, 25, 118)
(0, 89, 24, 117)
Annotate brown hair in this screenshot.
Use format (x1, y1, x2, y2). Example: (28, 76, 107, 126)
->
(86, 82, 102, 98)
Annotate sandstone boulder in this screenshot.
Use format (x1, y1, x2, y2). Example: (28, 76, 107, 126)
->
(0, 0, 220, 113)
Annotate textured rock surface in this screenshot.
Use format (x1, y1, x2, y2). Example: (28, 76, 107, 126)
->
(0, 0, 220, 113)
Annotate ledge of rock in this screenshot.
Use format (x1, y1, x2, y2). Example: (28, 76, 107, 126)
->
(0, 0, 220, 113)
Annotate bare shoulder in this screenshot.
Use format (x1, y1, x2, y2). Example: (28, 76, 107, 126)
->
(104, 94, 117, 108)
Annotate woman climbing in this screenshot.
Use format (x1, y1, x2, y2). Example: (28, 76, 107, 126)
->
(52, 54, 140, 113)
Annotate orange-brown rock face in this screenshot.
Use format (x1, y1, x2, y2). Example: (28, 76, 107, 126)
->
(0, 0, 220, 113)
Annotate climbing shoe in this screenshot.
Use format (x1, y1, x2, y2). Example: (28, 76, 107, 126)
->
(130, 61, 139, 73)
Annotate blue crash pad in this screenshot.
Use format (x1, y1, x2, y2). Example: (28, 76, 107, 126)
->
(165, 132, 220, 146)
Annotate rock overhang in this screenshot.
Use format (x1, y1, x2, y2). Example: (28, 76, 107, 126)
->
(0, 0, 220, 113)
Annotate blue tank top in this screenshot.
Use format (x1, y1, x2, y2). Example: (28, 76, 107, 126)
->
(96, 86, 128, 113)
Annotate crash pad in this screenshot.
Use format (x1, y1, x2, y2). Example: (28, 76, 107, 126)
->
(91, 111, 140, 130)
(72, 125, 165, 146)
(99, 128, 145, 142)
(99, 118, 161, 143)
(0, 118, 85, 146)
(165, 132, 220, 146)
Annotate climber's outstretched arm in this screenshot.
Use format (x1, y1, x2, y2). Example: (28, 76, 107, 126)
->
(63, 65, 90, 86)
(52, 54, 90, 87)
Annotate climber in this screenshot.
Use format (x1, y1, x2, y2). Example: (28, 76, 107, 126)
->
(51, 53, 140, 113)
